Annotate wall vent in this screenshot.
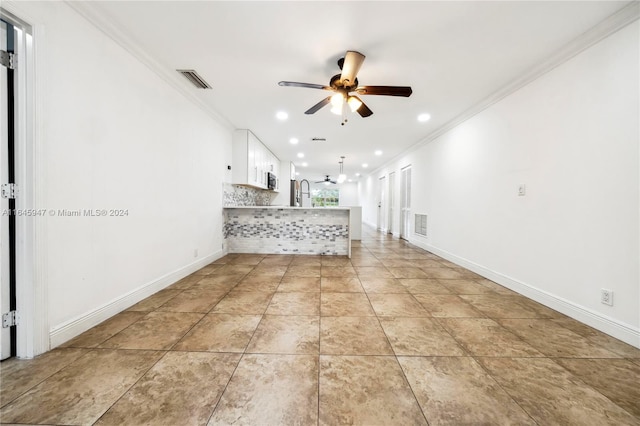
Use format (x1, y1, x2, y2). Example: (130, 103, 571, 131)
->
(311, 137, 326, 142)
(176, 69, 212, 89)
(415, 214, 427, 237)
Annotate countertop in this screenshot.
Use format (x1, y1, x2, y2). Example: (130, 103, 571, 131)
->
(223, 205, 351, 211)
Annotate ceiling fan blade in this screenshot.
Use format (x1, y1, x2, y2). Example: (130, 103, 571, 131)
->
(340, 51, 365, 87)
(355, 86, 413, 97)
(354, 97, 373, 117)
(278, 81, 332, 90)
(305, 96, 332, 115)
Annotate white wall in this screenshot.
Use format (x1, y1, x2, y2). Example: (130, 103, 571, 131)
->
(363, 22, 639, 346)
(338, 182, 359, 206)
(10, 1, 232, 349)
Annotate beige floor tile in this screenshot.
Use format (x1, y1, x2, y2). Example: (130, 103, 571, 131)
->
(277, 276, 321, 292)
(284, 265, 321, 277)
(437, 278, 496, 294)
(321, 265, 357, 277)
(157, 288, 227, 313)
(99, 312, 204, 350)
(551, 317, 640, 358)
(0, 348, 90, 407)
(210, 291, 274, 314)
(478, 357, 638, 425)
(193, 264, 224, 275)
(387, 267, 429, 279)
(320, 277, 364, 292)
(498, 319, 621, 358)
(61, 311, 147, 348)
(438, 318, 544, 357)
(259, 255, 294, 266)
(474, 278, 518, 295)
(246, 315, 320, 355)
(289, 256, 322, 266)
(173, 313, 261, 352)
(266, 292, 320, 315)
(368, 293, 431, 317)
(246, 265, 288, 277)
(321, 257, 352, 266)
(399, 278, 452, 294)
(321, 292, 375, 316)
(126, 288, 182, 312)
(168, 273, 203, 290)
(554, 358, 640, 419)
(319, 355, 427, 425)
(379, 317, 466, 356)
(233, 275, 282, 292)
(349, 257, 384, 266)
(209, 354, 318, 425)
(354, 266, 394, 278)
(227, 254, 265, 265)
(96, 352, 240, 425)
(0, 349, 163, 425)
(359, 277, 408, 293)
(195, 274, 244, 291)
(320, 316, 393, 355)
(399, 356, 535, 425)
(414, 294, 485, 318)
(419, 267, 466, 279)
(210, 264, 255, 275)
(460, 294, 557, 318)
(380, 259, 417, 268)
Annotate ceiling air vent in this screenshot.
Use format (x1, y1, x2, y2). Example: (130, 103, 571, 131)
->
(311, 137, 326, 142)
(177, 69, 212, 89)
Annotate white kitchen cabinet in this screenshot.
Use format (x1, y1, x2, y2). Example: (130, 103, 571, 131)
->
(232, 129, 280, 190)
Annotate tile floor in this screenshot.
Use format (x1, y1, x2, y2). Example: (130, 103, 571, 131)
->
(1, 226, 640, 425)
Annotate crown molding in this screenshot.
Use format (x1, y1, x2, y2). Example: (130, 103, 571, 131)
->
(64, 1, 235, 132)
(369, 1, 640, 178)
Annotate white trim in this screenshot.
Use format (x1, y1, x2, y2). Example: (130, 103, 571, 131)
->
(368, 2, 640, 179)
(64, 1, 234, 133)
(49, 250, 224, 348)
(410, 238, 640, 349)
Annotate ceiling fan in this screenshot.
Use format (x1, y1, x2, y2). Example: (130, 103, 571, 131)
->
(278, 50, 412, 119)
(316, 175, 337, 184)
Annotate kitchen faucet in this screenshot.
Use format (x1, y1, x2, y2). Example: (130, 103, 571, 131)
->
(300, 179, 311, 200)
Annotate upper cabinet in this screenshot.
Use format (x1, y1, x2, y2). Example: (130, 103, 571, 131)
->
(232, 129, 280, 191)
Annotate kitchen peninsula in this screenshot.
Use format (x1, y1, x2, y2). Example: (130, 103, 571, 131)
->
(223, 206, 351, 257)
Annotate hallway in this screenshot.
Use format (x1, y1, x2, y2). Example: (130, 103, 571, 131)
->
(1, 226, 639, 425)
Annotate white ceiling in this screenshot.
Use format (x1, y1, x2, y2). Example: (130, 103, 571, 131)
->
(80, 1, 628, 182)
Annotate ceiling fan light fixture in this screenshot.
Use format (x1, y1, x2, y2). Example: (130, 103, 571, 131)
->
(337, 174, 347, 184)
(347, 96, 362, 112)
(330, 93, 344, 115)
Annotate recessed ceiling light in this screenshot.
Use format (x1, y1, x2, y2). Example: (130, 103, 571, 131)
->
(301, 162, 308, 167)
(418, 113, 431, 122)
(362, 163, 368, 168)
(374, 150, 382, 156)
(348, 179, 353, 182)
(355, 173, 361, 177)
(276, 111, 288, 120)
(295, 172, 300, 176)
(289, 138, 299, 145)
(297, 153, 304, 158)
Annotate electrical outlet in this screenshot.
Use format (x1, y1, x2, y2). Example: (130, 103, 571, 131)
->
(601, 288, 613, 306)
(518, 184, 526, 196)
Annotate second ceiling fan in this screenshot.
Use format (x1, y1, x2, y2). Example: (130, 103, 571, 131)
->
(278, 50, 412, 118)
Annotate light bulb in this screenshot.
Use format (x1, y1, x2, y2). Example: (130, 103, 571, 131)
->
(337, 174, 347, 183)
(330, 93, 344, 115)
(347, 96, 362, 112)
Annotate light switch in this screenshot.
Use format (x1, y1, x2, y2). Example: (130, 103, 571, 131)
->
(518, 184, 526, 196)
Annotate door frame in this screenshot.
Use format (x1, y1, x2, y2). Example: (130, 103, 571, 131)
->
(377, 176, 386, 232)
(388, 171, 395, 235)
(1, 6, 47, 359)
(400, 165, 411, 240)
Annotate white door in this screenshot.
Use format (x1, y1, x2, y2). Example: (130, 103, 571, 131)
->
(400, 166, 411, 240)
(388, 172, 395, 235)
(377, 176, 386, 232)
(0, 19, 14, 360)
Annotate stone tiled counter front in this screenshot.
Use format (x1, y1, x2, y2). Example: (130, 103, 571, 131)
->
(223, 206, 351, 257)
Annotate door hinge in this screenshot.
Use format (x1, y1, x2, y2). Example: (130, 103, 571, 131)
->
(2, 311, 18, 328)
(1, 183, 17, 199)
(0, 50, 16, 69)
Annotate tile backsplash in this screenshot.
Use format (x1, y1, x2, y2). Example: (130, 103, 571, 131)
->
(223, 183, 273, 207)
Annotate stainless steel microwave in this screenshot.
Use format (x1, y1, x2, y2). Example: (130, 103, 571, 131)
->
(267, 172, 277, 190)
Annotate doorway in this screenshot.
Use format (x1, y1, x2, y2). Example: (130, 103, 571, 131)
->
(377, 176, 386, 232)
(1, 18, 16, 360)
(400, 166, 411, 240)
(388, 172, 395, 235)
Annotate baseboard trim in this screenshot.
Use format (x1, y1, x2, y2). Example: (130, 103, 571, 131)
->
(410, 239, 640, 349)
(49, 250, 224, 348)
